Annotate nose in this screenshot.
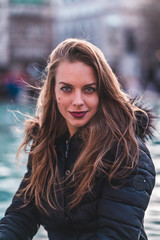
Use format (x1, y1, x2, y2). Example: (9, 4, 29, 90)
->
(72, 91, 84, 107)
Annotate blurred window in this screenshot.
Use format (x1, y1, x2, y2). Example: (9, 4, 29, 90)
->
(125, 29, 137, 53)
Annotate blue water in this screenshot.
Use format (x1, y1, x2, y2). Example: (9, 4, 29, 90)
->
(0, 101, 160, 239)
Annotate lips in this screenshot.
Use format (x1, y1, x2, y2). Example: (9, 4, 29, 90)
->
(69, 111, 88, 118)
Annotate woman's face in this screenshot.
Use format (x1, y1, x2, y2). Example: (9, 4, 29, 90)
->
(55, 61, 99, 137)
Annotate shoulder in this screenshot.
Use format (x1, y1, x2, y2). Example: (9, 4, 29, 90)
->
(137, 137, 155, 176)
(99, 139, 156, 213)
(102, 138, 156, 195)
(133, 137, 156, 194)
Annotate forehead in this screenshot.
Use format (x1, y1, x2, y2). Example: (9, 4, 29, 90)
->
(55, 61, 97, 85)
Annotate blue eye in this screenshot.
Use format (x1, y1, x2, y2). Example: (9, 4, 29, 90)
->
(61, 86, 72, 92)
(84, 87, 96, 93)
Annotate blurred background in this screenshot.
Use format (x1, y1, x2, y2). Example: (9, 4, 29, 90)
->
(0, 0, 160, 239)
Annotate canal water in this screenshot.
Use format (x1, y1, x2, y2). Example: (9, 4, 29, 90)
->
(0, 101, 160, 239)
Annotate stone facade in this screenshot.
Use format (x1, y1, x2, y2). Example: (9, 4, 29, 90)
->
(0, 0, 9, 66)
(0, 0, 53, 71)
(0, 0, 157, 93)
(9, 2, 53, 69)
(51, 0, 150, 92)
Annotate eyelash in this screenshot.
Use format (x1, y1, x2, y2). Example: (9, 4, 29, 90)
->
(84, 87, 96, 93)
(61, 86, 72, 92)
(60, 86, 96, 93)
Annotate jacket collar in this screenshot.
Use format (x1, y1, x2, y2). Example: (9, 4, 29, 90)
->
(54, 130, 83, 151)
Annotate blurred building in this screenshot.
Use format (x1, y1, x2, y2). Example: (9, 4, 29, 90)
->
(0, 0, 53, 101)
(0, 0, 53, 73)
(9, 0, 53, 71)
(52, 0, 152, 93)
(0, 0, 159, 97)
(0, 0, 9, 67)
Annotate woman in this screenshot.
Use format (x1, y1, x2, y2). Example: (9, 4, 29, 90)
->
(0, 38, 156, 240)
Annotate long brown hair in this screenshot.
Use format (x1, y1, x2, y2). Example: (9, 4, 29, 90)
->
(17, 38, 145, 212)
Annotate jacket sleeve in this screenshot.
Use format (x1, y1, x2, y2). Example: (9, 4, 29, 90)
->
(0, 156, 40, 240)
(93, 140, 156, 240)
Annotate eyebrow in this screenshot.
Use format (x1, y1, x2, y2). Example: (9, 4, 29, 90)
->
(58, 82, 97, 86)
(59, 82, 72, 86)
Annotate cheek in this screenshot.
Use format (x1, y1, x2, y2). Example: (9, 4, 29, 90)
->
(96, 98, 99, 108)
(91, 96, 99, 109)
(57, 97, 61, 104)
(56, 95, 69, 109)
(55, 90, 61, 104)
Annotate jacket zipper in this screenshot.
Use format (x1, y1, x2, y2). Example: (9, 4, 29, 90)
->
(65, 139, 70, 159)
(65, 139, 75, 182)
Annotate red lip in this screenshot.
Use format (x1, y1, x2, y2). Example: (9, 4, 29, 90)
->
(69, 111, 88, 118)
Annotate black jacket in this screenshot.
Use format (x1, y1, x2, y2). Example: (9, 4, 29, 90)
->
(0, 114, 156, 240)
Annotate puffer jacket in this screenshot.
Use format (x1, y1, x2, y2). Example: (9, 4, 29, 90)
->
(0, 113, 156, 240)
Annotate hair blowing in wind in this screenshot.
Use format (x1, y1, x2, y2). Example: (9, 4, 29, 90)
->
(16, 38, 147, 213)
